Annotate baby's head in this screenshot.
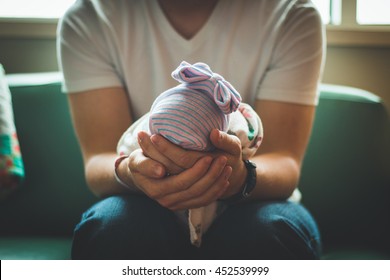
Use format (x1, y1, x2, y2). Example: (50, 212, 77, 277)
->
(149, 61, 241, 151)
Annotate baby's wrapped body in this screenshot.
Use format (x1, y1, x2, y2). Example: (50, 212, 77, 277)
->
(118, 61, 263, 246)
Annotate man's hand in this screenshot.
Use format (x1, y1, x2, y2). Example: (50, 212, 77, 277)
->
(137, 128, 247, 201)
(127, 147, 231, 210)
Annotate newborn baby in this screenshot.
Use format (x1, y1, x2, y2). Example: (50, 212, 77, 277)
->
(118, 61, 263, 246)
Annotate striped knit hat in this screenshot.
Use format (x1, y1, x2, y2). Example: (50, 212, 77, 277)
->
(149, 61, 242, 151)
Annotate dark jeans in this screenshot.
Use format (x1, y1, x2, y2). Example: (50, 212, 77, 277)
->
(71, 195, 321, 260)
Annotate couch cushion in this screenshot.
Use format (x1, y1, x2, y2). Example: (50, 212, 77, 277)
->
(0, 73, 97, 236)
(323, 248, 390, 260)
(0, 237, 72, 260)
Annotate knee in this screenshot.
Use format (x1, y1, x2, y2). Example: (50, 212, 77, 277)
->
(203, 202, 321, 259)
(73, 195, 140, 235)
(71, 195, 190, 259)
(71, 196, 139, 259)
(256, 202, 321, 259)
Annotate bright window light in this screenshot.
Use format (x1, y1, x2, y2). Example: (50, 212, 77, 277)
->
(0, 0, 75, 19)
(357, 0, 390, 25)
(311, 0, 341, 25)
(312, 0, 331, 24)
(1, 0, 388, 27)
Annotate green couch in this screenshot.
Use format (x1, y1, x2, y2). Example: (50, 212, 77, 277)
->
(0, 72, 389, 260)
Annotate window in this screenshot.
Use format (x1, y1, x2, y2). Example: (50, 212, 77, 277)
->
(0, 0, 75, 19)
(311, 0, 390, 46)
(312, 0, 390, 26)
(1, 0, 388, 25)
(0, 0, 389, 46)
(312, 0, 341, 25)
(357, 0, 390, 25)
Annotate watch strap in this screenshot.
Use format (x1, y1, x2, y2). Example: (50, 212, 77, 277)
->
(223, 159, 257, 204)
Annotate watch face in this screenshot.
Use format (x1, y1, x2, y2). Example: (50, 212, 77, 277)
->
(248, 160, 257, 169)
(243, 192, 250, 198)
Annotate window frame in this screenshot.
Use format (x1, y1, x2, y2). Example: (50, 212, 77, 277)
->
(326, 0, 390, 46)
(0, 0, 389, 46)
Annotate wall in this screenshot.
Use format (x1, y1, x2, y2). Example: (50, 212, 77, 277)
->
(0, 38, 58, 73)
(323, 46, 390, 110)
(0, 37, 389, 111)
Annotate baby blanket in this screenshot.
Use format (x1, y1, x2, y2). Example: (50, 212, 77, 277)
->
(0, 64, 24, 194)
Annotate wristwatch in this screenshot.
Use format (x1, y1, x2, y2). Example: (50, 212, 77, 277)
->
(223, 159, 257, 204)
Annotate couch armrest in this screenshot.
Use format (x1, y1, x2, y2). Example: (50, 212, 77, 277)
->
(300, 84, 390, 257)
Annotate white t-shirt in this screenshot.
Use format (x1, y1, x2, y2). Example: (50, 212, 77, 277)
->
(57, 0, 325, 120)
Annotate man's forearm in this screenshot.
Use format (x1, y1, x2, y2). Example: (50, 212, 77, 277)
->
(84, 153, 139, 198)
(249, 153, 301, 201)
